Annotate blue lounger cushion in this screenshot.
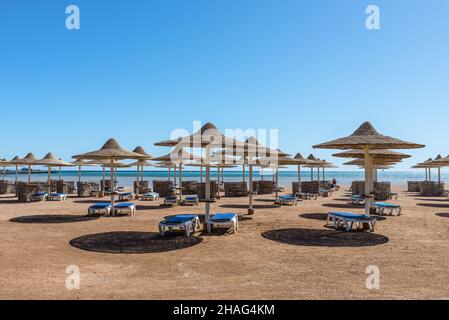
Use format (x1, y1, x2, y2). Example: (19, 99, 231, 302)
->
(114, 203, 135, 208)
(330, 212, 370, 220)
(185, 196, 198, 200)
(50, 193, 66, 196)
(373, 202, 400, 208)
(34, 192, 48, 196)
(279, 196, 295, 200)
(164, 215, 198, 223)
(165, 196, 177, 200)
(91, 202, 111, 209)
(210, 213, 237, 222)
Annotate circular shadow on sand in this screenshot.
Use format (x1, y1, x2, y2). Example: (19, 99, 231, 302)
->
(417, 203, 449, 208)
(299, 213, 328, 221)
(322, 203, 363, 209)
(10, 215, 99, 224)
(70, 232, 202, 254)
(436, 213, 449, 218)
(261, 228, 389, 247)
(219, 204, 281, 209)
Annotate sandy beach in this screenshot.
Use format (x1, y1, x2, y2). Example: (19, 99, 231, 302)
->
(1, 185, 448, 300)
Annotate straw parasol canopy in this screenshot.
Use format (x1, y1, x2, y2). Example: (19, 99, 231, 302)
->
(73, 139, 149, 205)
(314, 121, 425, 214)
(71, 159, 95, 183)
(132, 146, 154, 183)
(34, 153, 74, 193)
(17, 153, 38, 182)
(152, 147, 204, 199)
(333, 149, 411, 160)
(155, 122, 251, 219)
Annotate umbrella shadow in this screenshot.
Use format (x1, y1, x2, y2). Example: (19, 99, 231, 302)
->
(416, 203, 449, 208)
(219, 204, 281, 210)
(321, 203, 363, 209)
(261, 228, 389, 247)
(414, 198, 449, 202)
(136, 205, 167, 210)
(435, 213, 449, 218)
(10, 215, 99, 224)
(254, 198, 276, 203)
(70, 231, 202, 254)
(299, 213, 328, 221)
(73, 199, 109, 204)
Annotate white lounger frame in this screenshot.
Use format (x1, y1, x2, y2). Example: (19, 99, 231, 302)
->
(206, 215, 239, 234)
(327, 213, 376, 232)
(159, 216, 200, 237)
(47, 194, 68, 202)
(371, 204, 401, 216)
(112, 204, 136, 216)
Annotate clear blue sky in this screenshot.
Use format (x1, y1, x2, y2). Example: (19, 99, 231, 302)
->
(1, 0, 448, 170)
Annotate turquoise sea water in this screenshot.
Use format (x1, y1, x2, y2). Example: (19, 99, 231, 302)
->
(2, 170, 446, 187)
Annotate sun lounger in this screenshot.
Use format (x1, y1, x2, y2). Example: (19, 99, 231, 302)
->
(347, 194, 365, 205)
(181, 195, 199, 206)
(112, 203, 136, 216)
(298, 193, 318, 200)
(164, 196, 179, 206)
(159, 214, 201, 237)
(88, 202, 112, 216)
(31, 191, 48, 202)
(141, 192, 160, 201)
(275, 195, 298, 206)
(47, 193, 67, 201)
(205, 213, 238, 233)
(371, 202, 401, 216)
(327, 211, 377, 232)
(118, 192, 135, 201)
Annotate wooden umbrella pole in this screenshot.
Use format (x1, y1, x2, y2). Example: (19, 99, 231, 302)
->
(310, 167, 313, 182)
(78, 166, 81, 183)
(297, 165, 300, 183)
(200, 165, 203, 183)
(248, 155, 254, 215)
(28, 164, 31, 182)
(242, 164, 246, 183)
(364, 146, 372, 215)
(205, 145, 211, 219)
(168, 167, 171, 181)
(179, 162, 183, 201)
(110, 159, 115, 206)
(48, 166, 51, 194)
(15, 165, 18, 197)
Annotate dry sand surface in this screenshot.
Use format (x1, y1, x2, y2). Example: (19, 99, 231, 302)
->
(1, 185, 448, 300)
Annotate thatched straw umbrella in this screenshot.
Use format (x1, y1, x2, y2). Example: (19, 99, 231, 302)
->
(412, 158, 434, 181)
(304, 154, 321, 181)
(0, 159, 6, 182)
(152, 147, 203, 201)
(293, 153, 314, 183)
(153, 161, 177, 183)
(426, 154, 449, 183)
(73, 139, 149, 205)
(34, 153, 74, 194)
(217, 137, 286, 214)
(132, 147, 154, 183)
(4, 156, 21, 195)
(71, 159, 95, 183)
(155, 122, 250, 219)
(17, 153, 38, 182)
(314, 121, 424, 214)
(86, 159, 132, 192)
